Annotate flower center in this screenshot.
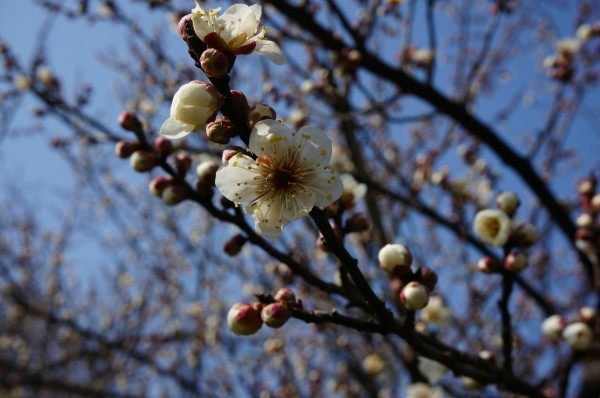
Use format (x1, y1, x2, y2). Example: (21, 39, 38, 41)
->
(272, 169, 294, 190)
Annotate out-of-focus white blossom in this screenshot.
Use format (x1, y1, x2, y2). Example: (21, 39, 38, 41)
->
(555, 37, 580, 55)
(362, 353, 385, 375)
(13, 75, 32, 91)
(406, 382, 443, 398)
(420, 296, 452, 327)
(562, 322, 593, 351)
(418, 357, 447, 384)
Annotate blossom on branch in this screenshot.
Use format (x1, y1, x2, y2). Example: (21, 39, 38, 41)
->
(215, 120, 343, 238)
(473, 209, 511, 248)
(191, 2, 287, 65)
(159, 81, 221, 139)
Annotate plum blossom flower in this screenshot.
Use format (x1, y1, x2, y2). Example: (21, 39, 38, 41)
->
(191, 2, 287, 65)
(215, 119, 343, 237)
(473, 209, 511, 248)
(160, 81, 221, 139)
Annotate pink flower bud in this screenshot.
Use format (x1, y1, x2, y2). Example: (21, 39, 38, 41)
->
(153, 136, 174, 156)
(129, 150, 156, 172)
(510, 223, 538, 248)
(200, 48, 230, 78)
(496, 191, 520, 216)
(504, 250, 528, 272)
(223, 234, 247, 256)
(206, 117, 236, 144)
(174, 152, 192, 175)
(115, 140, 139, 158)
(149, 176, 173, 197)
(161, 184, 188, 206)
(274, 288, 296, 306)
(261, 302, 291, 328)
(117, 111, 142, 132)
(400, 281, 429, 310)
(541, 314, 565, 342)
(344, 213, 370, 233)
(378, 244, 412, 275)
(222, 147, 245, 164)
(229, 90, 249, 122)
(227, 303, 263, 335)
(247, 104, 276, 130)
(477, 256, 501, 274)
(177, 14, 192, 41)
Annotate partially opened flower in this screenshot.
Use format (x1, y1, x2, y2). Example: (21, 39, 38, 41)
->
(160, 81, 221, 139)
(215, 119, 343, 237)
(191, 2, 287, 65)
(473, 209, 511, 248)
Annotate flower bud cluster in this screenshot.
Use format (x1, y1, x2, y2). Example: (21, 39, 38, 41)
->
(574, 178, 600, 262)
(227, 288, 299, 336)
(378, 243, 437, 311)
(541, 310, 596, 351)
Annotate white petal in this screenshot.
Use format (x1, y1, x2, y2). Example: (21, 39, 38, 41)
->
(159, 117, 195, 139)
(251, 200, 287, 238)
(249, 119, 295, 158)
(220, 4, 257, 41)
(254, 40, 288, 65)
(249, 4, 262, 21)
(191, 6, 214, 40)
(215, 155, 262, 203)
(282, 189, 316, 220)
(295, 125, 333, 164)
(312, 169, 343, 207)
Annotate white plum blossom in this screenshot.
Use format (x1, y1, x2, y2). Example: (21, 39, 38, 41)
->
(541, 314, 565, 342)
(160, 81, 221, 139)
(406, 383, 443, 398)
(215, 119, 343, 238)
(191, 2, 287, 64)
(562, 322, 593, 351)
(417, 356, 448, 384)
(473, 209, 511, 248)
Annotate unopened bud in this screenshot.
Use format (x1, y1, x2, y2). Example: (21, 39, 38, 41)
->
(478, 350, 495, 363)
(578, 180, 594, 196)
(576, 213, 594, 229)
(504, 250, 528, 272)
(223, 234, 247, 256)
(222, 146, 245, 163)
(149, 176, 173, 196)
(580, 306, 596, 323)
(230, 90, 249, 122)
(227, 303, 263, 335)
(174, 152, 192, 175)
(154, 136, 174, 155)
(274, 287, 297, 306)
(419, 267, 438, 292)
(247, 104, 276, 130)
(196, 160, 220, 187)
(206, 117, 236, 144)
(177, 14, 192, 41)
(115, 140, 139, 158)
(161, 184, 188, 206)
(344, 213, 370, 233)
(510, 223, 538, 248)
(129, 150, 156, 172)
(477, 256, 501, 274)
(378, 244, 412, 276)
(591, 194, 600, 213)
(261, 302, 291, 328)
(200, 48, 229, 78)
(118, 110, 142, 132)
(496, 191, 520, 216)
(562, 322, 593, 351)
(400, 281, 429, 310)
(541, 314, 565, 342)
